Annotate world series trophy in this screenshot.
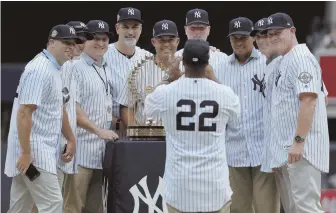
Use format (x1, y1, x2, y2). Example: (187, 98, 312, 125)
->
(126, 54, 167, 141)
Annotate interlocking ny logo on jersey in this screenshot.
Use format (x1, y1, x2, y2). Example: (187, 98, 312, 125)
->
(98, 22, 105, 29)
(251, 74, 266, 97)
(128, 8, 135, 15)
(194, 11, 201, 18)
(234, 21, 241, 28)
(129, 176, 168, 213)
(162, 23, 168, 30)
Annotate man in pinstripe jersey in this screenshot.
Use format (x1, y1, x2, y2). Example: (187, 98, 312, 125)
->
(104, 7, 153, 139)
(216, 17, 279, 213)
(251, 17, 284, 174)
(253, 17, 284, 212)
(62, 20, 119, 213)
(117, 19, 180, 126)
(266, 13, 329, 213)
(57, 20, 94, 186)
(144, 39, 239, 213)
(4, 24, 79, 213)
(31, 21, 94, 213)
(175, 8, 228, 76)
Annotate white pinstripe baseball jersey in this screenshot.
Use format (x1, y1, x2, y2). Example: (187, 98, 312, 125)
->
(269, 44, 329, 173)
(116, 60, 167, 124)
(5, 49, 63, 177)
(260, 56, 283, 173)
(144, 78, 240, 212)
(175, 48, 228, 73)
(57, 58, 78, 174)
(216, 48, 267, 167)
(104, 43, 152, 137)
(72, 52, 112, 169)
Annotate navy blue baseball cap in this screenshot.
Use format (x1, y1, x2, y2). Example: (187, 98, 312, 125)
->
(266, 13, 294, 30)
(251, 18, 268, 36)
(86, 20, 114, 39)
(153, 20, 178, 37)
(48, 24, 84, 44)
(117, 7, 143, 24)
(183, 39, 210, 66)
(228, 17, 254, 37)
(185, 8, 210, 26)
(66, 21, 94, 40)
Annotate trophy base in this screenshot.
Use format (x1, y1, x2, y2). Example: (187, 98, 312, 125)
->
(127, 125, 165, 141)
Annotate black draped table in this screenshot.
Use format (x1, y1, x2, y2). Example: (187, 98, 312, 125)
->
(103, 140, 167, 213)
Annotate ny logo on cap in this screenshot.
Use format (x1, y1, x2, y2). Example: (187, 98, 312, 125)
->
(268, 17, 273, 25)
(194, 11, 201, 18)
(257, 20, 264, 26)
(69, 27, 76, 35)
(80, 22, 86, 27)
(162, 23, 169, 30)
(98, 22, 105, 29)
(234, 21, 241, 28)
(128, 8, 135, 15)
(51, 30, 58, 37)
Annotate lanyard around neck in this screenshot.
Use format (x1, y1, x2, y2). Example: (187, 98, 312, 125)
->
(92, 65, 108, 95)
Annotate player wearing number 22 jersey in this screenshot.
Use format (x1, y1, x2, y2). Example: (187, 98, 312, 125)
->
(144, 39, 240, 213)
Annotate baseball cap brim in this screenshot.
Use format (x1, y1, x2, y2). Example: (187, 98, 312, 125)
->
(227, 31, 251, 37)
(55, 37, 84, 44)
(117, 18, 144, 24)
(91, 31, 114, 39)
(186, 21, 209, 26)
(77, 31, 94, 40)
(154, 33, 178, 38)
(266, 26, 287, 30)
(250, 29, 267, 36)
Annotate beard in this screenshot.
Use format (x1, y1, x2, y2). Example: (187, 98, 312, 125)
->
(124, 38, 137, 47)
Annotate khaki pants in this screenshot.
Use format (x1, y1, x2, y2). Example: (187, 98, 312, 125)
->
(276, 158, 324, 213)
(229, 166, 280, 213)
(8, 169, 63, 213)
(167, 200, 231, 213)
(63, 166, 103, 213)
(31, 169, 65, 213)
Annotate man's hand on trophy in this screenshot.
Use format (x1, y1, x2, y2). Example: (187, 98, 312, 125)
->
(96, 128, 119, 141)
(167, 56, 183, 82)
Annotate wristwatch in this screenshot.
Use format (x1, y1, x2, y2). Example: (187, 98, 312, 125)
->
(294, 135, 305, 143)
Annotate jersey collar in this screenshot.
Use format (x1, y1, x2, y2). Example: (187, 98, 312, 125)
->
(229, 48, 261, 64)
(42, 49, 61, 70)
(81, 52, 107, 68)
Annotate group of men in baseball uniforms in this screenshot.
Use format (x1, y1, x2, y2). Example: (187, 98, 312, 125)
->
(5, 5, 329, 213)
